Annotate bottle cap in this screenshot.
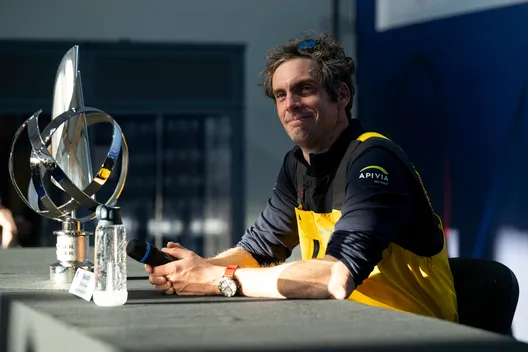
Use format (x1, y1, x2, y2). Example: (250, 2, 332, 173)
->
(96, 204, 122, 225)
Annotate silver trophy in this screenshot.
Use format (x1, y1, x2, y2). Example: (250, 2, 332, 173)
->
(8, 46, 129, 284)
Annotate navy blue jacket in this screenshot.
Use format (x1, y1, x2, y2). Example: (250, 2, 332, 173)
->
(236, 119, 441, 286)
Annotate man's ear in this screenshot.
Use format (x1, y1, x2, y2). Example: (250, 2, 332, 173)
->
(338, 82, 350, 108)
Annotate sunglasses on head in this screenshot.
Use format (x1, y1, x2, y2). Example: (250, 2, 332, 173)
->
(298, 39, 318, 50)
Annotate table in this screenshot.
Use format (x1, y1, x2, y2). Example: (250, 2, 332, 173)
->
(1, 248, 527, 352)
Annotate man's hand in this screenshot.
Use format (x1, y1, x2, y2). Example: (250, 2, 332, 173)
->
(146, 242, 225, 296)
(0, 206, 17, 249)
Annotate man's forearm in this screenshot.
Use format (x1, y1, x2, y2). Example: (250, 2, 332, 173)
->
(206, 247, 261, 268)
(234, 255, 355, 300)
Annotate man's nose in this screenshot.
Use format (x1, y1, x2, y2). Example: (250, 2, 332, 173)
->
(285, 93, 301, 111)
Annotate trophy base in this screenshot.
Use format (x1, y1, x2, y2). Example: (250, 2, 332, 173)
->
(50, 218, 93, 284)
(50, 260, 94, 284)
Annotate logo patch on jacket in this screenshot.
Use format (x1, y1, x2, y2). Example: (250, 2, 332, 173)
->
(359, 165, 389, 185)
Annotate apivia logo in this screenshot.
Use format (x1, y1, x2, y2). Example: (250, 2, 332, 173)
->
(318, 227, 333, 236)
(359, 165, 389, 185)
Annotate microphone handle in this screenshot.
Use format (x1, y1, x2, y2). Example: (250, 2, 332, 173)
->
(142, 244, 178, 267)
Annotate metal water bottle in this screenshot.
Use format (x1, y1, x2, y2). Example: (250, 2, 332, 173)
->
(93, 204, 128, 307)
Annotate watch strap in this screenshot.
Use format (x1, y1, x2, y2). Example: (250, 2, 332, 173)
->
(224, 264, 239, 279)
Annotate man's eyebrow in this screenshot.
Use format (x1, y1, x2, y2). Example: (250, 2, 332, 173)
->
(292, 78, 317, 86)
(272, 87, 285, 96)
(273, 78, 317, 94)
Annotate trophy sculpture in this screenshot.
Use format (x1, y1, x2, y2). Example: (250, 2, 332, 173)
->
(8, 46, 128, 284)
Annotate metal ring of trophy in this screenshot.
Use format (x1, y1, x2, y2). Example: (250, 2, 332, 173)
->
(29, 107, 126, 214)
(8, 107, 129, 223)
(9, 107, 128, 222)
(33, 110, 128, 222)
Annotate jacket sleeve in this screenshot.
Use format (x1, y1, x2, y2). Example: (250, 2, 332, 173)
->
(325, 147, 415, 286)
(236, 154, 300, 265)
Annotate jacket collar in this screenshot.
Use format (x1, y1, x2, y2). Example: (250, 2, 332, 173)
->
(293, 118, 365, 176)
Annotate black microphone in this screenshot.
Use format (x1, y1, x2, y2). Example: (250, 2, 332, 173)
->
(126, 239, 177, 266)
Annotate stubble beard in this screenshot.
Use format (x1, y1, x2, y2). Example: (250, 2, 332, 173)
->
(289, 127, 329, 156)
(289, 126, 314, 146)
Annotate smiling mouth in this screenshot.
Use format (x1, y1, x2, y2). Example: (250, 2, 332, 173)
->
(288, 115, 311, 124)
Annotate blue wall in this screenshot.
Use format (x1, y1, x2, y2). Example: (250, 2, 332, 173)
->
(356, 1, 528, 258)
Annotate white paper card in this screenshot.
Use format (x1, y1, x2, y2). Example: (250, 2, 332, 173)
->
(69, 268, 96, 302)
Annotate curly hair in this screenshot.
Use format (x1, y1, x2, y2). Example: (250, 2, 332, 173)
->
(261, 32, 356, 117)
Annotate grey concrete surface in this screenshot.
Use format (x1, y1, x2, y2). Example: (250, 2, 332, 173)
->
(1, 247, 527, 352)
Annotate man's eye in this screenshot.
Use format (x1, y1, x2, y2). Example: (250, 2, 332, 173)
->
(301, 85, 313, 91)
(275, 92, 285, 99)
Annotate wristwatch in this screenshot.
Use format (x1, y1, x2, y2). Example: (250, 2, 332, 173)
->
(218, 265, 240, 297)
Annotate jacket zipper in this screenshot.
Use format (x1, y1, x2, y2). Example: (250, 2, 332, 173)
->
(298, 185, 306, 210)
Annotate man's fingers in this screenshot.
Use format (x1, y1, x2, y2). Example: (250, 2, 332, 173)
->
(167, 242, 184, 249)
(149, 275, 167, 285)
(161, 246, 194, 260)
(151, 262, 184, 282)
(144, 264, 153, 274)
(151, 262, 173, 277)
(165, 287, 175, 295)
(148, 273, 172, 292)
(155, 281, 172, 292)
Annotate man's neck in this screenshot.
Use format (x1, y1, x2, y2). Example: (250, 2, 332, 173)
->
(302, 118, 349, 164)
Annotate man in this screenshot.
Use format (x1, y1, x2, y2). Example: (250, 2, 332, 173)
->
(146, 33, 458, 322)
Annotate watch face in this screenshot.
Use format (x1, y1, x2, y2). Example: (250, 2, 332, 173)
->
(218, 277, 237, 297)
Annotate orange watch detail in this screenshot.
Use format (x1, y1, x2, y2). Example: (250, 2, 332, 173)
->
(224, 264, 239, 278)
(218, 265, 240, 297)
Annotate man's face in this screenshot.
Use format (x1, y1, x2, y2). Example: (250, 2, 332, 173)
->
(272, 58, 345, 149)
